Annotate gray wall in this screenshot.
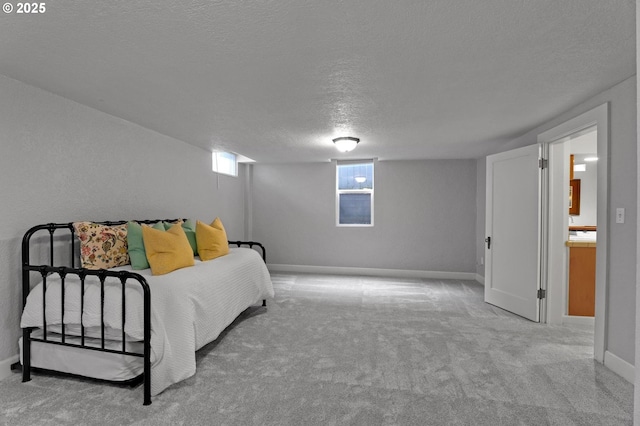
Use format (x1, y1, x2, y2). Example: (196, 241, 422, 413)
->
(476, 76, 637, 366)
(251, 159, 477, 273)
(0, 75, 246, 363)
(635, 4, 640, 421)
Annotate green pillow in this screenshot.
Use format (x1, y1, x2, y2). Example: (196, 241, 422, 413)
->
(127, 221, 165, 269)
(163, 219, 197, 255)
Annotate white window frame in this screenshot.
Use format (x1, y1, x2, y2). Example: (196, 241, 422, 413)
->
(212, 151, 238, 177)
(335, 160, 374, 227)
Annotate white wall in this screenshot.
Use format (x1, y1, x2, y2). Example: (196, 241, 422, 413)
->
(0, 75, 246, 366)
(477, 76, 637, 367)
(251, 159, 477, 274)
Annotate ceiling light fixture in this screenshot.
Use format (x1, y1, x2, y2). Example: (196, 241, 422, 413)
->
(584, 156, 599, 162)
(354, 176, 366, 183)
(333, 136, 360, 152)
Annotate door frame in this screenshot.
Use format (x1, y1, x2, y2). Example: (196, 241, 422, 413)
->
(537, 103, 609, 362)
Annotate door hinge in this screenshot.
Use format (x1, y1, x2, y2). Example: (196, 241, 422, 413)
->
(537, 289, 546, 299)
(538, 158, 548, 169)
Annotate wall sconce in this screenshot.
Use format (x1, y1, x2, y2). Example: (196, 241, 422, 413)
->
(333, 136, 360, 152)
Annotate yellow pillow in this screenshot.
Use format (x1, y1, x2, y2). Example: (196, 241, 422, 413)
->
(142, 223, 195, 275)
(196, 218, 229, 261)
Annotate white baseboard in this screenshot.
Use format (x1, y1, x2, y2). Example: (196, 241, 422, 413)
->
(0, 355, 19, 381)
(475, 274, 485, 285)
(562, 315, 595, 327)
(604, 351, 634, 384)
(267, 264, 476, 281)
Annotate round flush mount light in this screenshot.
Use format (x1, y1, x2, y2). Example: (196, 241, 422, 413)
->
(354, 176, 367, 183)
(332, 136, 360, 152)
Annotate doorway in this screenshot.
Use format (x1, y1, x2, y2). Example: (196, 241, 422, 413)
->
(550, 128, 598, 320)
(538, 103, 609, 363)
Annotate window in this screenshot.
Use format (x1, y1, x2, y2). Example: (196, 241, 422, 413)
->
(336, 160, 374, 226)
(212, 151, 237, 176)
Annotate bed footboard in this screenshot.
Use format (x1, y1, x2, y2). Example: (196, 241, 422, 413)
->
(21, 266, 152, 405)
(228, 241, 268, 306)
(21, 222, 160, 406)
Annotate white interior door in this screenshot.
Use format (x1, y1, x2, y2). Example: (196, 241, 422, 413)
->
(485, 144, 542, 322)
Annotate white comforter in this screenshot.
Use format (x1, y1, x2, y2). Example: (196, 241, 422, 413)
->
(21, 248, 274, 396)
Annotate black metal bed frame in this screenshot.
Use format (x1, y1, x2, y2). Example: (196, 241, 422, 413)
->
(20, 220, 266, 406)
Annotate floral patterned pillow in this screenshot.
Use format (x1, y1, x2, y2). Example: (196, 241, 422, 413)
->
(73, 222, 130, 269)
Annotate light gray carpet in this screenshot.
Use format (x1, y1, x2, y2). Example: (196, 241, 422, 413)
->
(0, 273, 633, 425)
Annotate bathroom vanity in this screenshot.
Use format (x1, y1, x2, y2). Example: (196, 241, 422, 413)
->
(565, 227, 596, 316)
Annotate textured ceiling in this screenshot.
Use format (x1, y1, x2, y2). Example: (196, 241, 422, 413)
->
(0, 0, 635, 162)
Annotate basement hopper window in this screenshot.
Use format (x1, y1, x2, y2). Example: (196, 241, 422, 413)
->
(336, 160, 374, 226)
(212, 151, 237, 177)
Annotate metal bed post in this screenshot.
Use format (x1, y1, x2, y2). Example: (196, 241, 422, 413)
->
(142, 276, 152, 405)
(20, 224, 44, 383)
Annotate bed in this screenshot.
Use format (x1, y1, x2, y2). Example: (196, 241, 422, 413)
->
(19, 220, 274, 405)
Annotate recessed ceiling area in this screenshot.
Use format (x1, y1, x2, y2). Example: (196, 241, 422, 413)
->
(0, 1, 634, 163)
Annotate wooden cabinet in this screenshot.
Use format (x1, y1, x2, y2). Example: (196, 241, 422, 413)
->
(567, 243, 596, 316)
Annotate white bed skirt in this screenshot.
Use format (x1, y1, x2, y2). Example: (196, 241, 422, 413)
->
(19, 330, 144, 382)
